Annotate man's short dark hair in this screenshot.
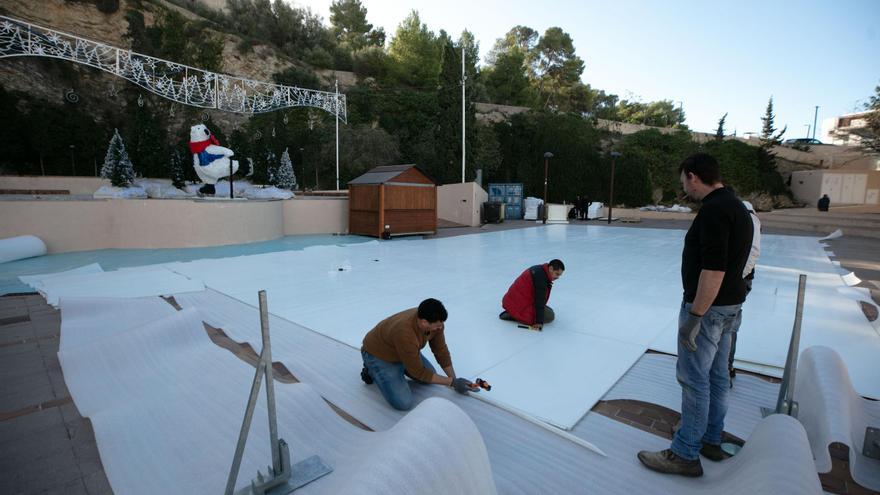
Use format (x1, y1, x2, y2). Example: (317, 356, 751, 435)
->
(549, 259, 565, 271)
(678, 153, 721, 185)
(417, 298, 448, 322)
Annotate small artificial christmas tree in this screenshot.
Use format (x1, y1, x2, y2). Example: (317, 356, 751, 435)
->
(275, 147, 297, 190)
(169, 149, 186, 189)
(100, 128, 134, 187)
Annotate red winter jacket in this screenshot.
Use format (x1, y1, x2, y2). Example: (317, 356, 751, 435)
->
(502, 264, 553, 325)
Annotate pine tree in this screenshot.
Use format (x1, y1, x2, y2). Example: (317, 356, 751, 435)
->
(757, 98, 786, 195)
(715, 113, 727, 141)
(275, 147, 297, 190)
(759, 97, 786, 149)
(101, 129, 134, 187)
(169, 149, 186, 189)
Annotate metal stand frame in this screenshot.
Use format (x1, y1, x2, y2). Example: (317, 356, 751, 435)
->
(761, 274, 807, 418)
(224, 291, 332, 495)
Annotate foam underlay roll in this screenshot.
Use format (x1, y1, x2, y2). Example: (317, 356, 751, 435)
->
(0, 235, 47, 264)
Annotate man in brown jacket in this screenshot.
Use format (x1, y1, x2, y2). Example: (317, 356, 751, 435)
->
(361, 298, 472, 410)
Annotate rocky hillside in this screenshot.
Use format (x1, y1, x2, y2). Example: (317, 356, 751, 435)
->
(0, 0, 316, 130)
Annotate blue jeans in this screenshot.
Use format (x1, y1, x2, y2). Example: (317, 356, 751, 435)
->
(671, 301, 742, 460)
(361, 350, 436, 411)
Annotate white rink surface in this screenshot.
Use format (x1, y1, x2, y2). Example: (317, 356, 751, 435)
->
(31, 225, 880, 428)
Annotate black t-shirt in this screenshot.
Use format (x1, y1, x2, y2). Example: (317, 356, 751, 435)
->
(681, 187, 754, 306)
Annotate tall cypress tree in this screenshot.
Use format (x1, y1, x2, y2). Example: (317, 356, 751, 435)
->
(757, 97, 786, 194)
(715, 113, 727, 141)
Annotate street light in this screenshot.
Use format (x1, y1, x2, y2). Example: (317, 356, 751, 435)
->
(608, 151, 621, 225)
(543, 151, 553, 224)
(804, 124, 811, 138)
(812, 105, 820, 140)
(69, 144, 76, 176)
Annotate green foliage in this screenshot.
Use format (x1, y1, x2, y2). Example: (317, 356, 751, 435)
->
(715, 113, 727, 140)
(351, 46, 388, 79)
(125, 96, 168, 178)
(0, 85, 30, 174)
(702, 139, 764, 194)
(534, 27, 584, 110)
(492, 112, 604, 203)
(387, 11, 442, 87)
(125, 6, 224, 72)
(220, 0, 339, 68)
(318, 125, 401, 184)
(472, 123, 502, 176)
(759, 96, 786, 148)
(96, 0, 120, 14)
(860, 83, 880, 154)
(272, 66, 322, 90)
(169, 150, 186, 189)
(483, 50, 534, 106)
(329, 0, 384, 51)
(616, 129, 699, 202)
(615, 99, 685, 128)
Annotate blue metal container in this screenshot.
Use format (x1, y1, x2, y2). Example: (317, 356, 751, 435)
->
(488, 183, 524, 220)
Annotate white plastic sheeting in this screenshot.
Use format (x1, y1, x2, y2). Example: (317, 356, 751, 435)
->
(164, 226, 880, 420)
(794, 346, 880, 491)
(0, 235, 47, 264)
(573, 412, 822, 495)
(20, 263, 205, 306)
(58, 303, 496, 495)
(599, 353, 779, 440)
(167, 227, 674, 429)
(176, 291, 825, 494)
(648, 232, 880, 399)
(59, 295, 177, 351)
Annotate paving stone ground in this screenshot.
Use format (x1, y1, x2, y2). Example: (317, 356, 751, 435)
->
(2, 216, 878, 494)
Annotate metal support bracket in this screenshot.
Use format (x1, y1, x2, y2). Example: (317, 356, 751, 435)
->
(225, 291, 332, 495)
(864, 427, 880, 459)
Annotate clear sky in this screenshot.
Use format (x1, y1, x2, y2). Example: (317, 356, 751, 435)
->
(292, 0, 880, 136)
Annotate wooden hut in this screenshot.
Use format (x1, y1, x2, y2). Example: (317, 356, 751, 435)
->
(348, 165, 437, 238)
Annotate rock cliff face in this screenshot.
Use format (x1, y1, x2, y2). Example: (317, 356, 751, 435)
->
(0, 0, 311, 130)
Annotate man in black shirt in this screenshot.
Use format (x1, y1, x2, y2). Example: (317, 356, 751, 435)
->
(638, 153, 753, 477)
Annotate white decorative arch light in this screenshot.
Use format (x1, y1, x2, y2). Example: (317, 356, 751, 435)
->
(0, 15, 346, 121)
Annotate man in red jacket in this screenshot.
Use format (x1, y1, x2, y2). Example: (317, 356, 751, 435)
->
(499, 259, 565, 330)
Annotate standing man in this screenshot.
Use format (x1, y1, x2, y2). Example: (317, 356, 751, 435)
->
(499, 259, 565, 330)
(729, 200, 762, 385)
(638, 153, 753, 477)
(360, 298, 472, 411)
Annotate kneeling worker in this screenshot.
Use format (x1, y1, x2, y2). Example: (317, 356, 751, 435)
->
(500, 259, 565, 330)
(360, 298, 472, 410)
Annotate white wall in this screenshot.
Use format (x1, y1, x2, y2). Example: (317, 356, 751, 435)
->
(437, 182, 487, 227)
(0, 196, 350, 253)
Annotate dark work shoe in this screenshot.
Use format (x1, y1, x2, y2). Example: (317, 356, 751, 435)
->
(360, 366, 373, 385)
(637, 449, 703, 477)
(499, 311, 513, 321)
(700, 442, 732, 462)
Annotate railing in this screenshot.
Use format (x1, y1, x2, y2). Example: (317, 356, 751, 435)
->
(0, 15, 346, 121)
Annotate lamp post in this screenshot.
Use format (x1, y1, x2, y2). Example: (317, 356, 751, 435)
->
(804, 124, 811, 138)
(69, 144, 76, 176)
(543, 151, 553, 224)
(812, 105, 819, 140)
(298, 147, 305, 191)
(608, 151, 621, 225)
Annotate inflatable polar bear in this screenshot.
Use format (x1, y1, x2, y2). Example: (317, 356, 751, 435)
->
(189, 124, 239, 195)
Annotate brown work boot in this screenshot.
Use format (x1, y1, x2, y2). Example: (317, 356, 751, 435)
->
(700, 442, 732, 462)
(637, 449, 703, 477)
